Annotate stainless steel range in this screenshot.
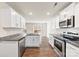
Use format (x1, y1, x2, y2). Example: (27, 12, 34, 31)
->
(63, 32, 79, 41)
(54, 31, 79, 57)
(54, 37, 66, 57)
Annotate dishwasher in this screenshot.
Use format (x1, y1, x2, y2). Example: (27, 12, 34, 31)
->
(18, 37, 25, 57)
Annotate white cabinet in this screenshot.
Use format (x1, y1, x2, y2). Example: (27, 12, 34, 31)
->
(55, 16, 60, 28)
(0, 7, 11, 27)
(55, 19, 59, 28)
(0, 41, 18, 57)
(66, 43, 79, 57)
(74, 3, 79, 27)
(49, 34, 54, 48)
(11, 9, 16, 27)
(20, 16, 26, 28)
(59, 3, 75, 23)
(59, 3, 79, 28)
(0, 38, 25, 57)
(16, 13, 21, 28)
(9, 9, 21, 28)
(0, 7, 20, 28)
(0, 3, 26, 29)
(25, 35, 41, 47)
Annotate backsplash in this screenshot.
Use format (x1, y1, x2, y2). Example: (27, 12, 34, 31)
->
(54, 27, 79, 34)
(0, 28, 25, 37)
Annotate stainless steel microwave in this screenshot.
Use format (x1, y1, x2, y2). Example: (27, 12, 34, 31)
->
(59, 20, 67, 28)
(67, 16, 75, 27)
(59, 16, 75, 28)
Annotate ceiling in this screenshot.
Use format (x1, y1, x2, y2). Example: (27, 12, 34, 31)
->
(7, 2, 72, 21)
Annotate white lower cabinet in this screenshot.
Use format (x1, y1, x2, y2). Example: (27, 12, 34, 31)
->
(0, 41, 18, 57)
(25, 35, 41, 47)
(49, 35, 54, 48)
(66, 43, 79, 57)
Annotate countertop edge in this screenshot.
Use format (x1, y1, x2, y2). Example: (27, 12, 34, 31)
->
(0, 33, 27, 41)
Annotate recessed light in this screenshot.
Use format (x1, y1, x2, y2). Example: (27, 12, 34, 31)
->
(46, 12, 50, 15)
(28, 12, 32, 15)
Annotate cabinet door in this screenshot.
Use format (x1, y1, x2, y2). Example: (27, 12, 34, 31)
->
(16, 14, 21, 28)
(0, 41, 18, 57)
(0, 8, 12, 27)
(49, 35, 54, 48)
(33, 36, 39, 43)
(15, 13, 20, 28)
(32, 36, 40, 47)
(20, 16, 26, 28)
(25, 36, 31, 46)
(25, 36, 34, 47)
(74, 3, 79, 27)
(66, 43, 79, 57)
(11, 9, 17, 27)
(25, 36, 40, 47)
(55, 19, 59, 28)
(11, 9, 21, 28)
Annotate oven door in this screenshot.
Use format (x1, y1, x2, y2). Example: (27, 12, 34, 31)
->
(54, 38, 66, 57)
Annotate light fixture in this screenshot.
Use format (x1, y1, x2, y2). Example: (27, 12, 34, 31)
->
(28, 12, 32, 15)
(46, 12, 50, 15)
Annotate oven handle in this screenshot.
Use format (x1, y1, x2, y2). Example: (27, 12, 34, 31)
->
(54, 38, 65, 43)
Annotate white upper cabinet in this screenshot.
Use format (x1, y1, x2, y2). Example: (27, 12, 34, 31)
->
(11, 8, 18, 27)
(0, 3, 26, 29)
(58, 3, 79, 28)
(0, 7, 12, 27)
(74, 3, 79, 28)
(55, 17, 59, 28)
(20, 16, 26, 29)
(7, 8, 21, 28)
(59, 3, 75, 22)
(15, 13, 21, 28)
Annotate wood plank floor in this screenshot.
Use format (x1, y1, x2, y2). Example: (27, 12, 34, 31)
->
(22, 37, 58, 57)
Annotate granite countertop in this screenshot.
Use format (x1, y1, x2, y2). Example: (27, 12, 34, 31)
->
(0, 33, 27, 41)
(27, 33, 40, 36)
(52, 34, 79, 48)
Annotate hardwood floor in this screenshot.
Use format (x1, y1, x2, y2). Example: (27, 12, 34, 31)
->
(22, 37, 58, 57)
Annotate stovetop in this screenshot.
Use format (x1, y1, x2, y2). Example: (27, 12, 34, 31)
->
(62, 32, 79, 41)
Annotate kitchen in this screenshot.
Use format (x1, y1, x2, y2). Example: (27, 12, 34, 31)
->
(0, 2, 79, 57)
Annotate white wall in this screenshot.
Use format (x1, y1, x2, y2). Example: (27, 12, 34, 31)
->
(26, 23, 47, 37)
(26, 18, 55, 37)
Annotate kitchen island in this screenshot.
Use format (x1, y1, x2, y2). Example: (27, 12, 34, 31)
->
(0, 33, 26, 57)
(25, 33, 41, 47)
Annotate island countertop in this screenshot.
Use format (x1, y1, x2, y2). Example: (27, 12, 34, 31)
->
(27, 33, 40, 36)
